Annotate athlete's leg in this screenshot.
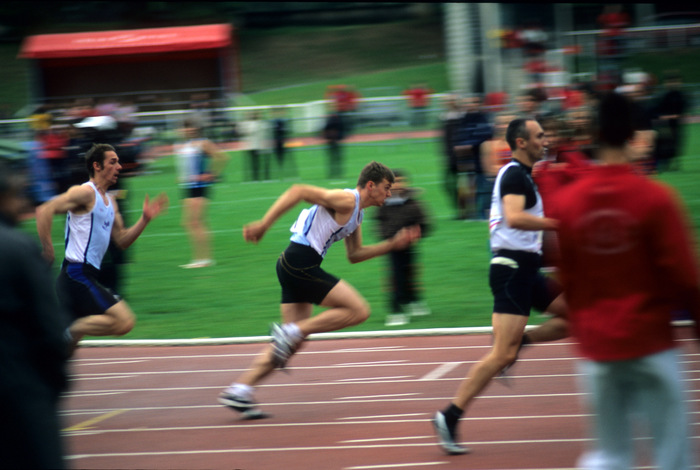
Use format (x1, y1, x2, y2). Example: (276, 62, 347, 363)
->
(236, 302, 314, 387)
(295, 280, 370, 336)
(69, 300, 136, 340)
(182, 196, 211, 262)
(453, 313, 528, 410)
(526, 293, 569, 343)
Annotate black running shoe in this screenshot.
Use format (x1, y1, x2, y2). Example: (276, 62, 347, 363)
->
(218, 392, 257, 413)
(432, 411, 469, 455)
(218, 392, 271, 420)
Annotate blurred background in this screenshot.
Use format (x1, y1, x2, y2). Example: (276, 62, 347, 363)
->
(1, 2, 699, 199)
(2, 2, 700, 338)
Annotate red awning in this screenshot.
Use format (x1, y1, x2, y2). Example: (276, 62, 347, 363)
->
(19, 24, 232, 59)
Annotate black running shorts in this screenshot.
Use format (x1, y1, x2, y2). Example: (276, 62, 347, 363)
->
(489, 249, 560, 316)
(57, 262, 122, 319)
(276, 242, 340, 304)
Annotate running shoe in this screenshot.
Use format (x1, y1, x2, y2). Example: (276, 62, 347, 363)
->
(218, 392, 270, 420)
(218, 391, 257, 412)
(432, 411, 469, 455)
(270, 323, 301, 369)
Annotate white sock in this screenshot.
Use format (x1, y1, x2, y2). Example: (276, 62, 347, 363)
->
(282, 322, 303, 340)
(226, 383, 254, 399)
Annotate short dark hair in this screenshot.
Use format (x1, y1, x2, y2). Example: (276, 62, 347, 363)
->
(505, 118, 532, 151)
(596, 92, 635, 148)
(85, 143, 116, 177)
(357, 161, 394, 187)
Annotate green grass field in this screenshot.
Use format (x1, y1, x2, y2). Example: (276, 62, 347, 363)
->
(20, 124, 700, 340)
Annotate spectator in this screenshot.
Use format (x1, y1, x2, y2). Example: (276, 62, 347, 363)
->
(403, 83, 433, 127)
(553, 91, 699, 470)
(653, 71, 689, 172)
(453, 96, 492, 219)
(38, 124, 70, 196)
(176, 120, 229, 269)
(478, 112, 513, 220)
(0, 161, 70, 469)
(270, 107, 296, 179)
(322, 111, 346, 180)
(439, 95, 465, 218)
(375, 169, 431, 326)
(239, 110, 271, 182)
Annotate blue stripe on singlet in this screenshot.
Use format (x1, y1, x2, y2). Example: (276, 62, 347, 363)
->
(82, 212, 94, 262)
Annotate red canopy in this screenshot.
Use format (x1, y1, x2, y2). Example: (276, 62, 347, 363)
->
(19, 24, 232, 59)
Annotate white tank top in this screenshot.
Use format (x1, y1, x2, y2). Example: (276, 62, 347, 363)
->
(489, 161, 544, 253)
(176, 138, 209, 188)
(64, 182, 115, 269)
(289, 189, 363, 258)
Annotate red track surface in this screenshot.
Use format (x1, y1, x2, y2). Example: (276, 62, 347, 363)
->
(62, 329, 699, 470)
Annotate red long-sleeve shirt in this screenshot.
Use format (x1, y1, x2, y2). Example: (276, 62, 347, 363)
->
(552, 164, 700, 361)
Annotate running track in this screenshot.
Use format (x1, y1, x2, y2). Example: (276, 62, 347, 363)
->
(62, 328, 699, 470)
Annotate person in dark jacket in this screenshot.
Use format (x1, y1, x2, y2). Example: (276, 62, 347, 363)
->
(0, 161, 71, 469)
(375, 169, 431, 326)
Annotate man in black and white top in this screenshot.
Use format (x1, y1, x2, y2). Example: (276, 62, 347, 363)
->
(432, 118, 567, 455)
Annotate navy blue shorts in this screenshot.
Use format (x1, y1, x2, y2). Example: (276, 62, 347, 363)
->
(489, 249, 560, 316)
(276, 242, 340, 304)
(183, 185, 210, 199)
(57, 262, 122, 319)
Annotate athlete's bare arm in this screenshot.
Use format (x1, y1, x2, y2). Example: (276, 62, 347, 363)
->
(243, 184, 355, 244)
(502, 194, 558, 231)
(344, 224, 421, 264)
(35, 184, 95, 264)
(111, 193, 169, 250)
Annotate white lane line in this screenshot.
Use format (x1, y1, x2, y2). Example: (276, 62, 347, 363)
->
(80, 361, 148, 366)
(336, 376, 413, 382)
(345, 462, 448, 469)
(65, 392, 127, 398)
(59, 414, 596, 434)
(334, 346, 406, 352)
(341, 435, 432, 443)
(335, 360, 410, 366)
(65, 438, 596, 460)
(335, 393, 420, 400)
(337, 413, 426, 421)
(68, 343, 582, 364)
(419, 362, 461, 381)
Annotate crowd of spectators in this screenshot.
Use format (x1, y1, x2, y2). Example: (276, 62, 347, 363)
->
(439, 72, 690, 220)
(26, 98, 142, 203)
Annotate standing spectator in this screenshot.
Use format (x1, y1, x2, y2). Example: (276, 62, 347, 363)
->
(270, 107, 295, 179)
(38, 123, 70, 196)
(431, 118, 564, 455)
(239, 110, 270, 182)
(478, 112, 513, 220)
(403, 83, 433, 127)
(0, 161, 70, 469)
(653, 71, 689, 172)
(553, 91, 699, 470)
(597, 4, 629, 57)
(453, 96, 492, 219)
(516, 88, 548, 121)
(176, 120, 229, 269)
(322, 111, 346, 180)
(375, 169, 431, 326)
(439, 95, 464, 218)
(29, 104, 53, 135)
